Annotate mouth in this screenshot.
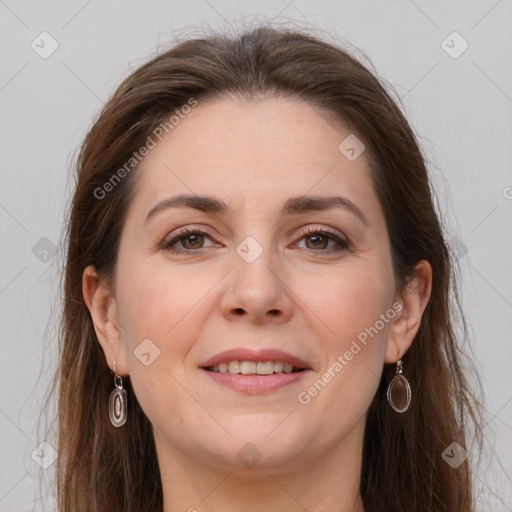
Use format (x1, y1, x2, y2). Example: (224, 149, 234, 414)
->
(199, 348, 312, 394)
(200, 347, 312, 373)
(203, 361, 307, 374)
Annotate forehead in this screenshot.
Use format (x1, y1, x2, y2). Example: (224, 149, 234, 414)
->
(127, 97, 379, 222)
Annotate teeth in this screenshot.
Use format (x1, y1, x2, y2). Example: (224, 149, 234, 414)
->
(257, 361, 274, 375)
(240, 361, 257, 374)
(228, 361, 240, 373)
(207, 360, 304, 374)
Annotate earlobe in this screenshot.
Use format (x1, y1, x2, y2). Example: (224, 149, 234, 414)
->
(385, 259, 433, 363)
(82, 265, 128, 374)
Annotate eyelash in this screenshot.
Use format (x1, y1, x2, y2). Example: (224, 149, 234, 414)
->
(160, 225, 350, 255)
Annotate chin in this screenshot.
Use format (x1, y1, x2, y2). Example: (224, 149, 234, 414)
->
(199, 425, 309, 471)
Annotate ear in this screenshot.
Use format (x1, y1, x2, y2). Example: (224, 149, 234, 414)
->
(82, 265, 129, 376)
(385, 259, 433, 363)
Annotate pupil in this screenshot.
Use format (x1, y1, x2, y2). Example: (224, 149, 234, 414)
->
(308, 234, 327, 249)
(185, 234, 202, 248)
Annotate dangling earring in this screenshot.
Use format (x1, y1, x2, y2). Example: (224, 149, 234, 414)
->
(387, 359, 411, 413)
(109, 361, 128, 427)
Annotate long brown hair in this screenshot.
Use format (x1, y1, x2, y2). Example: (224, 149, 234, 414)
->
(52, 24, 482, 511)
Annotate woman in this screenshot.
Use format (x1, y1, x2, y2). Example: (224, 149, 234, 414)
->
(55, 25, 482, 511)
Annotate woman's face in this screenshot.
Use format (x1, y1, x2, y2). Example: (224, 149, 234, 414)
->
(97, 97, 403, 471)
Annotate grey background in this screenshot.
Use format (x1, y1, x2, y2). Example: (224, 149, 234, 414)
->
(0, 1, 511, 510)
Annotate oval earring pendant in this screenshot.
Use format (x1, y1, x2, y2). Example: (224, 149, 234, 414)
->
(387, 373, 411, 413)
(109, 385, 128, 427)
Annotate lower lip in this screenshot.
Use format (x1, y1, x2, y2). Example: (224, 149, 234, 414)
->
(200, 368, 310, 394)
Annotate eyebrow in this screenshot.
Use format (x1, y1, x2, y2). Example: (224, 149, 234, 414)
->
(144, 193, 368, 226)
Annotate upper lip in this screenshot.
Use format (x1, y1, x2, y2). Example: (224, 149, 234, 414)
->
(200, 348, 312, 370)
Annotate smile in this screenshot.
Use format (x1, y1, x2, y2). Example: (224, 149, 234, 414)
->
(205, 360, 305, 374)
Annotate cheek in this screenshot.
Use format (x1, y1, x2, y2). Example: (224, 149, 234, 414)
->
(116, 259, 210, 344)
(115, 259, 225, 403)
(292, 260, 393, 419)
(114, 263, 208, 427)
(294, 258, 394, 346)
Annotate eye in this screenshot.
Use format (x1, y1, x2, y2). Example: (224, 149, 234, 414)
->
(294, 227, 349, 253)
(160, 225, 350, 255)
(160, 227, 219, 254)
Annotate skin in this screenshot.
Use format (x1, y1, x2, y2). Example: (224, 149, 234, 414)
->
(83, 97, 432, 512)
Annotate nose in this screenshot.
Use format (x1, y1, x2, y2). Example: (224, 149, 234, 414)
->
(219, 243, 293, 325)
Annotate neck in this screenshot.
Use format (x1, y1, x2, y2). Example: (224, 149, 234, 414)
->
(157, 421, 366, 512)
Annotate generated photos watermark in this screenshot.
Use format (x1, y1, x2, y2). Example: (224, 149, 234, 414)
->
(297, 301, 403, 405)
(94, 97, 198, 200)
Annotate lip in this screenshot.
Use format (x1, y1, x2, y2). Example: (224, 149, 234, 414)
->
(200, 368, 310, 394)
(200, 348, 312, 370)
